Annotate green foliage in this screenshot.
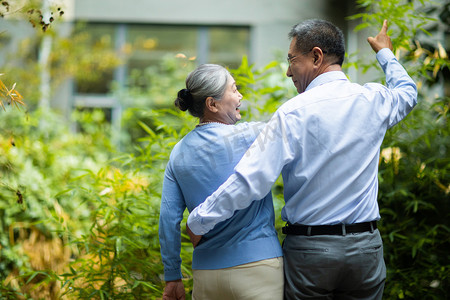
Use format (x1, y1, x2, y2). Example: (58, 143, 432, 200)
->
(59, 166, 164, 299)
(0, 75, 25, 111)
(349, 0, 436, 49)
(0, 108, 113, 298)
(377, 96, 449, 299)
(348, 0, 449, 81)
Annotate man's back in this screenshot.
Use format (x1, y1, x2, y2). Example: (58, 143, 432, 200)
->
(276, 52, 416, 225)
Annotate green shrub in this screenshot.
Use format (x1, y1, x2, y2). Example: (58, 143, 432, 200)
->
(0, 108, 113, 298)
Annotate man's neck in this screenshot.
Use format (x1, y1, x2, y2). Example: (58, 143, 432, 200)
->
(322, 64, 342, 73)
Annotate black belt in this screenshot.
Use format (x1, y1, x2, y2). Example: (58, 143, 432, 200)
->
(282, 221, 377, 236)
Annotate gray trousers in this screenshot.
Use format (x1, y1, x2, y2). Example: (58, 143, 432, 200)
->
(283, 229, 386, 300)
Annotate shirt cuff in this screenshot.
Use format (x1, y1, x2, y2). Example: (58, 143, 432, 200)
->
(187, 207, 208, 235)
(164, 268, 183, 281)
(376, 48, 395, 65)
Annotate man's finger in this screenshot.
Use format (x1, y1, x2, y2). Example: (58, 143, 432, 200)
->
(381, 19, 388, 34)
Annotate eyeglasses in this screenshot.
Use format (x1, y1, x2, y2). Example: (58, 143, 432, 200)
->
(287, 48, 328, 66)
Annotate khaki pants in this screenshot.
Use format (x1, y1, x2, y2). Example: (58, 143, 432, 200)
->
(192, 257, 284, 300)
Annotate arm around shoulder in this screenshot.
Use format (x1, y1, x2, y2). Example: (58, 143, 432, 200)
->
(187, 112, 295, 235)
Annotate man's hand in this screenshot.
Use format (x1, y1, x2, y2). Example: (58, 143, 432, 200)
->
(163, 280, 185, 300)
(367, 19, 393, 53)
(186, 224, 202, 248)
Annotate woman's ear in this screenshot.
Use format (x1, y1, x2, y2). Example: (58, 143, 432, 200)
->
(205, 97, 218, 113)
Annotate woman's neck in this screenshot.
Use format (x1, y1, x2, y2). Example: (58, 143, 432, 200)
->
(197, 119, 228, 127)
(199, 117, 228, 124)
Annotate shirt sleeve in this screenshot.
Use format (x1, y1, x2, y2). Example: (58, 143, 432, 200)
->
(158, 162, 186, 281)
(187, 113, 295, 235)
(376, 48, 418, 128)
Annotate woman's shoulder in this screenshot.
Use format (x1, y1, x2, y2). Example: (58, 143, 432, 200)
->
(234, 121, 266, 133)
(215, 121, 263, 147)
(167, 131, 191, 159)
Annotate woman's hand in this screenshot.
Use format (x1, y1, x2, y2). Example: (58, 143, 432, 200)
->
(163, 280, 185, 300)
(186, 224, 202, 248)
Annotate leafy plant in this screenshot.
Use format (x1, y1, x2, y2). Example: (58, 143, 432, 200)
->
(0, 108, 113, 298)
(0, 75, 25, 111)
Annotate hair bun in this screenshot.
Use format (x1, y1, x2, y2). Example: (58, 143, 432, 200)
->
(174, 88, 193, 111)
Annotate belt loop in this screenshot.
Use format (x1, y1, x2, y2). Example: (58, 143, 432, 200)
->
(370, 221, 374, 233)
(341, 224, 346, 236)
(307, 226, 312, 236)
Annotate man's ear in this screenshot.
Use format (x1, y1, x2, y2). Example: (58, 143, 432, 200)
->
(311, 47, 324, 65)
(205, 97, 218, 113)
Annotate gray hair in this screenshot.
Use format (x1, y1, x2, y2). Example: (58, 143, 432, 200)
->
(288, 19, 345, 66)
(175, 64, 230, 118)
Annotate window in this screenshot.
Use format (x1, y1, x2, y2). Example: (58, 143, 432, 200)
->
(74, 23, 116, 94)
(127, 25, 198, 71)
(74, 23, 250, 95)
(209, 27, 250, 68)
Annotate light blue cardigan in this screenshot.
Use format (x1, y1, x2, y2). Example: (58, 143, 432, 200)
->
(159, 121, 282, 281)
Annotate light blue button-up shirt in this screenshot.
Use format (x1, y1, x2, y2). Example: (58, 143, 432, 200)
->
(188, 48, 418, 235)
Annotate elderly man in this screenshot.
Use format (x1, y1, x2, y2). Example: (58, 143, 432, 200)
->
(187, 19, 417, 299)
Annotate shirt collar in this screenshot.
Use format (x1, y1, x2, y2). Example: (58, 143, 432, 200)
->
(305, 71, 348, 92)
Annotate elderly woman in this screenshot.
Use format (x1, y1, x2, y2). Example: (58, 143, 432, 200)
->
(159, 64, 283, 300)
